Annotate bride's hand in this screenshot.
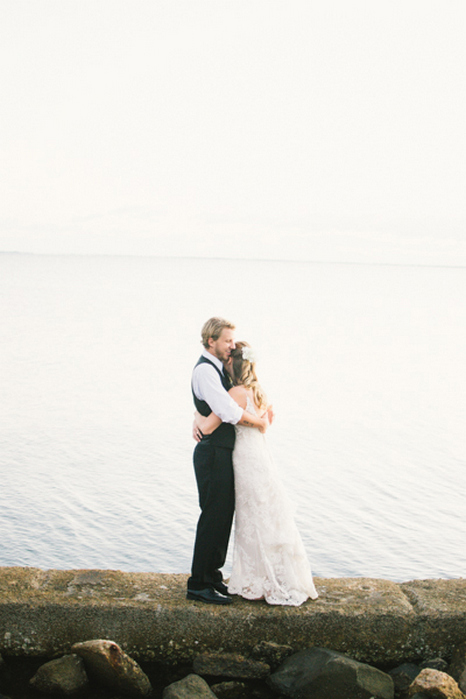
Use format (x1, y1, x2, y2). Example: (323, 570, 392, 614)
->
(192, 419, 203, 442)
(193, 412, 205, 442)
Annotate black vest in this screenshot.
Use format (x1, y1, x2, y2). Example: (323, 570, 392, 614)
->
(192, 355, 235, 449)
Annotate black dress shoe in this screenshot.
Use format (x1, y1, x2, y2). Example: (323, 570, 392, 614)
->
(186, 587, 232, 605)
(212, 581, 229, 596)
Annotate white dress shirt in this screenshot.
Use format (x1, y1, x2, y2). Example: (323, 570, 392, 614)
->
(192, 349, 243, 424)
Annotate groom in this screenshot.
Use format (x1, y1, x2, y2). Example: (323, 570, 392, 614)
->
(187, 317, 266, 605)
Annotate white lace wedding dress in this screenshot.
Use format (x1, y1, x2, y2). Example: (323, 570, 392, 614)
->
(227, 395, 318, 606)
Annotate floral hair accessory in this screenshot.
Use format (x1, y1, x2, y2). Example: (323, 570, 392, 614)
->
(242, 346, 257, 363)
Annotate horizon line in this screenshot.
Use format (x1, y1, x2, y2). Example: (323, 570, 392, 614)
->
(1, 250, 465, 270)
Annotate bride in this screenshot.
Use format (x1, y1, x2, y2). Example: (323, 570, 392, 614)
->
(194, 341, 318, 606)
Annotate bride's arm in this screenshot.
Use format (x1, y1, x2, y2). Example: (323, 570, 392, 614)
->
(194, 411, 222, 435)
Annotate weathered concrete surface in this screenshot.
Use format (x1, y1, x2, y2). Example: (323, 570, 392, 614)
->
(0, 567, 465, 666)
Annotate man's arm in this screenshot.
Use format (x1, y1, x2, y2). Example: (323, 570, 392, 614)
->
(194, 409, 267, 436)
(238, 411, 268, 432)
(192, 363, 243, 424)
(194, 385, 268, 436)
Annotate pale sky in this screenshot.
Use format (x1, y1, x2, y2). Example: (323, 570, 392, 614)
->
(1, 1, 465, 264)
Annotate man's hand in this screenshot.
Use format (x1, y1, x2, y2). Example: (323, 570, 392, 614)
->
(266, 404, 275, 425)
(258, 416, 268, 434)
(259, 405, 274, 431)
(192, 419, 203, 443)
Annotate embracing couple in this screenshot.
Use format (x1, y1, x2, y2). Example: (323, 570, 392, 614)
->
(186, 317, 318, 606)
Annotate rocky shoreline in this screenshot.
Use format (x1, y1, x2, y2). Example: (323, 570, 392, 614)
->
(1, 637, 466, 698)
(1, 568, 466, 698)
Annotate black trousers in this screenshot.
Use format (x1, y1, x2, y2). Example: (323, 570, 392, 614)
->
(187, 441, 235, 590)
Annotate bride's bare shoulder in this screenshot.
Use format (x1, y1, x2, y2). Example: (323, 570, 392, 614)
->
(229, 385, 248, 409)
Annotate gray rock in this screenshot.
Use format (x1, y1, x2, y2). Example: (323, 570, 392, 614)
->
(251, 641, 294, 668)
(408, 668, 466, 698)
(389, 663, 420, 694)
(193, 653, 270, 680)
(29, 654, 88, 695)
(268, 647, 394, 699)
(210, 680, 248, 698)
(71, 639, 151, 697)
(420, 657, 449, 673)
(162, 673, 217, 698)
(450, 642, 466, 694)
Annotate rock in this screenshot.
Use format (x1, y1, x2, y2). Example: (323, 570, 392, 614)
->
(29, 654, 88, 695)
(71, 639, 151, 697)
(193, 653, 270, 680)
(268, 647, 394, 699)
(251, 641, 294, 668)
(420, 658, 449, 673)
(389, 663, 421, 694)
(210, 680, 248, 698)
(409, 668, 466, 698)
(162, 673, 217, 698)
(449, 642, 466, 694)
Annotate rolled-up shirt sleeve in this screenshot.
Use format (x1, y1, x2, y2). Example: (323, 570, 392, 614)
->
(192, 363, 243, 424)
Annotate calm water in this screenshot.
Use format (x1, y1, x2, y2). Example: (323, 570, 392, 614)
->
(1, 253, 465, 581)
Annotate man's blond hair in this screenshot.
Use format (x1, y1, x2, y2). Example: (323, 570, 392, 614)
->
(201, 317, 235, 349)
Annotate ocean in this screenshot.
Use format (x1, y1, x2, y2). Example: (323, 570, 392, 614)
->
(1, 253, 465, 581)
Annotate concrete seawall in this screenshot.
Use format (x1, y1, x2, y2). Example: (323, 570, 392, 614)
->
(1, 567, 465, 666)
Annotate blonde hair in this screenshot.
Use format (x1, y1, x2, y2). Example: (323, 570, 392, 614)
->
(231, 341, 267, 409)
(201, 317, 235, 349)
